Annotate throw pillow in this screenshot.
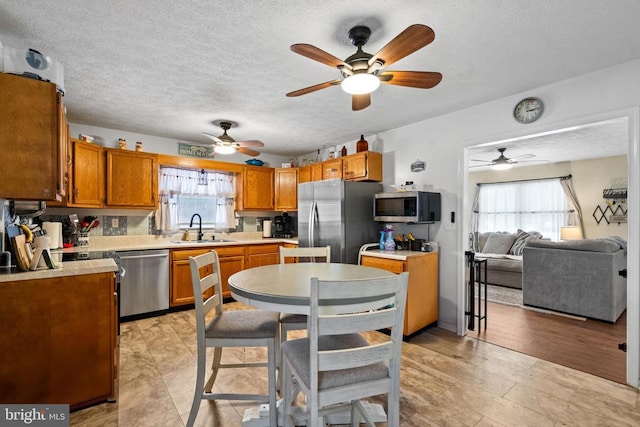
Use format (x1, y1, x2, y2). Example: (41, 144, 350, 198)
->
(509, 229, 543, 255)
(482, 232, 517, 254)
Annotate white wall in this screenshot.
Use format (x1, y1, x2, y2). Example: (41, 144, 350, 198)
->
(468, 155, 628, 240)
(69, 123, 290, 167)
(366, 58, 640, 339)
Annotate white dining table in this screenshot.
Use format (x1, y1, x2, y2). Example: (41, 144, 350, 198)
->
(228, 262, 397, 315)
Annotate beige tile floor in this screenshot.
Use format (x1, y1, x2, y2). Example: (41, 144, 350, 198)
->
(70, 304, 640, 426)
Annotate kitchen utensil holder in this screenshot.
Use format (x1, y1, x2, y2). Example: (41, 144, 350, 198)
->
(78, 232, 90, 246)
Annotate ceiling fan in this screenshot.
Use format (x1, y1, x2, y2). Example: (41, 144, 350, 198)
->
(286, 24, 442, 111)
(470, 148, 544, 170)
(202, 121, 264, 156)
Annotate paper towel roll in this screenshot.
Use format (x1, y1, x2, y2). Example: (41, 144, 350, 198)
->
(263, 220, 272, 238)
(42, 222, 62, 249)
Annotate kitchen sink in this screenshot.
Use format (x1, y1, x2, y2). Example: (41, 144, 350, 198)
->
(170, 239, 236, 244)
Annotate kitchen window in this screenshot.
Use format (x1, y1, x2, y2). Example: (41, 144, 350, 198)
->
(155, 167, 235, 232)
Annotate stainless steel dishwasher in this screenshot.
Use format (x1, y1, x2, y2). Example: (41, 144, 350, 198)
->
(116, 249, 170, 319)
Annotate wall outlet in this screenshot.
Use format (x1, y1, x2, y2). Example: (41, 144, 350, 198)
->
(111, 218, 119, 228)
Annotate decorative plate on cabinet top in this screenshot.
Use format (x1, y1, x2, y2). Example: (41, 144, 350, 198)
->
(245, 158, 264, 166)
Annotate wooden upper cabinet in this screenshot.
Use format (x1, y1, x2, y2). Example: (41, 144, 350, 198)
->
(0, 73, 66, 201)
(237, 165, 274, 210)
(342, 151, 382, 181)
(275, 168, 298, 211)
(69, 139, 104, 207)
(322, 158, 343, 180)
(298, 165, 311, 183)
(104, 148, 158, 208)
(311, 163, 323, 181)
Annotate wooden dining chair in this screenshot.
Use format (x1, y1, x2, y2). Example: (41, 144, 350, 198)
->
(278, 245, 331, 344)
(187, 250, 279, 427)
(281, 272, 409, 427)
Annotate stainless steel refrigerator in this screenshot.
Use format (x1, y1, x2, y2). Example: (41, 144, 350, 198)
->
(298, 179, 382, 264)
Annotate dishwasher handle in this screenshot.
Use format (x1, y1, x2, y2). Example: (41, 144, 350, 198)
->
(117, 253, 169, 261)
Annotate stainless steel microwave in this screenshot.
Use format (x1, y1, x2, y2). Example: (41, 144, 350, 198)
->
(374, 191, 441, 223)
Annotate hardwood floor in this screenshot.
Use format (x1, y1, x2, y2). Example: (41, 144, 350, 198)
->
(70, 304, 640, 426)
(471, 300, 627, 384)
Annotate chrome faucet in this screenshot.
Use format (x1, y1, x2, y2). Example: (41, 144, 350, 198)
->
(189, 213, 203, 241)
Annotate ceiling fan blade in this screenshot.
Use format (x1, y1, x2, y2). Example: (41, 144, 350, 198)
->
(470, 159, 492, 163)
(286, 79, 342, 97)
(509, 153, 536, 160)
(202, 132, 224, 144)
(237, 147, 261, 157)
(368, 24, 435, 67)
(352, 93, 371, 111)
(290, 44, 350, 68)
(237, 140, 264, 148)
(379, 71, 442, 88)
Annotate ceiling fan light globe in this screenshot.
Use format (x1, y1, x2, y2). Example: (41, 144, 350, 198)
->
(341, 73, 380, 95)
(492, 163, 513, 171)
(214, 145, 236, 155)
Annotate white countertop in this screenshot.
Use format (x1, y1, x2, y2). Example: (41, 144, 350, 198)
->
(50, 234, 299, 254)
(362, 242, 439, 261)
(0, 258, 118, 283)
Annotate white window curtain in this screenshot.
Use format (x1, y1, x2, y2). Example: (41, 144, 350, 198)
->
(477, 178, 569, 240)
(155, 167, 235, 232)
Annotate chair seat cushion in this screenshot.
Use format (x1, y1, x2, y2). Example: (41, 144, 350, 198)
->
(205, 310, 279, 339)
(280, 313, 307, 324)
(282, 334, 389, 390)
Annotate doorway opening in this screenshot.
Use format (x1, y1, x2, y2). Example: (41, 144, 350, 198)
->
(462, 116, 631, 384)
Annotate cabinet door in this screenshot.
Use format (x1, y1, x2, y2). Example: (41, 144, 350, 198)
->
(70, 139, 104, 207)
(170, 248, 212, 306)
(0, 73, 63, 201)
(0, 272, 116, 410)
(342, 151, 382, 182)
(322, 158, 343, 180)
(311, 163, 323, 181)
(215, 246, 246, 297)
(275, 168, 298, 211)
(240, 166, 274, 210)
(105, 149, 158, 208)
(298, 165, 311, 183)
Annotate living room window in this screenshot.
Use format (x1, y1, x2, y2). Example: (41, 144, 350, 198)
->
(476, 178, 569, 239)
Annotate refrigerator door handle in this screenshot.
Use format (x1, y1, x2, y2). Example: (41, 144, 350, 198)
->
(309, 201, 317, 245)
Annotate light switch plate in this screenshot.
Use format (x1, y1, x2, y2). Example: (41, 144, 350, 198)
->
(111, 218, 119, 228)
(445, 223, 456, 231)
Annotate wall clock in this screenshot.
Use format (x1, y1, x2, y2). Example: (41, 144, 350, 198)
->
(513, 97, 544, 124)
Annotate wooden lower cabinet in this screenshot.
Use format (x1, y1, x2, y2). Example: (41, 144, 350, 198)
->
(246, 243, 281, 268)
(216, 246, 246, 297)
(361, 251, 438, 338)
(171, 246, 247, 306)
(0, 272, 117, 410)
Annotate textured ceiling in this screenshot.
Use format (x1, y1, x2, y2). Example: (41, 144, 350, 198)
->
(469, 117, 630, 170)
(1, 1, 639, 158)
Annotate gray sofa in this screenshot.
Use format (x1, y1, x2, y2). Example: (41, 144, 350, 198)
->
(473, 230, 543, 289)
(522, 238, 627, 322)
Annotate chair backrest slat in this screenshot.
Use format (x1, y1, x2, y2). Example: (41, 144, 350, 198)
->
(318, 309, 396, 336)
(280, 245, 331, 264)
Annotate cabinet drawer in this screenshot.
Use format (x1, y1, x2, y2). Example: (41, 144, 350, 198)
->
(213, 245, 246, 257)
(171, 248, 212, 261)
(246, 243, 281, 255)
(361, 256, 405, 274)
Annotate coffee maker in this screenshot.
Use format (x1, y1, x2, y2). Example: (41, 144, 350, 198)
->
(273, 212, 293, 238)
